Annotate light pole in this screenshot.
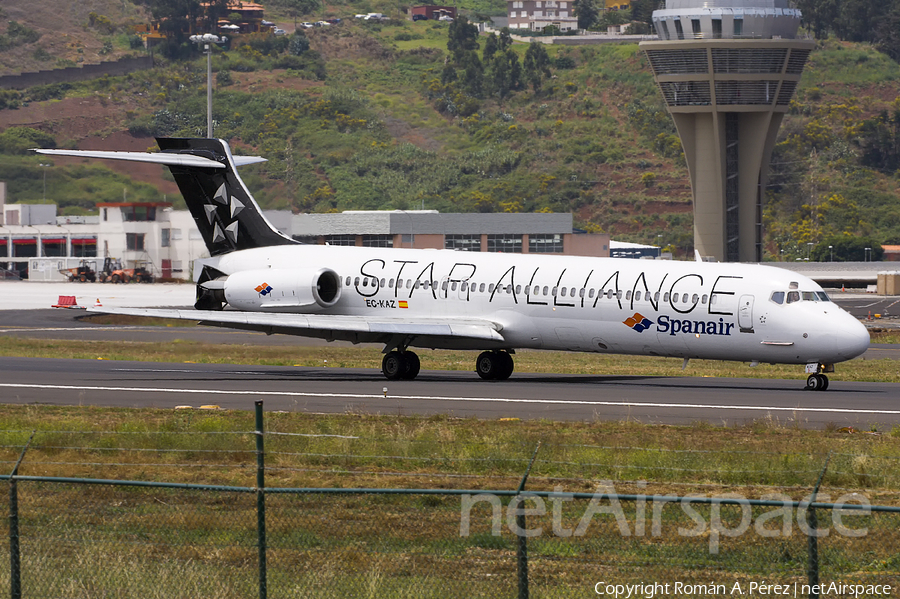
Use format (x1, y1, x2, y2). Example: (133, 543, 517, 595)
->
(829, 245, 833, 262)
(189, 34, 227, 138)
(656, 234, 663, 258)
(865, 247, 872, 262)
(806, 242, 814, 261)
(39, 163, 50, 201)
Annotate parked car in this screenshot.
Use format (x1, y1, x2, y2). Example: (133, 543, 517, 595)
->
(300, 21, 314, 28)
(326, 18, 342, 24)
(438, 15, 453, 21)
(315, 20, 330, 26)
(412, 14, 426, 21)
(364, 13, 384, 20)
(273, 28, 286, 35)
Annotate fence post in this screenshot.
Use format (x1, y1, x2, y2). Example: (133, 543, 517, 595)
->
(255, 401, 267, 599)
(515, 442, 542, 599)
(9, 476, 19, 599)
(807, 452, 831, 599)
(9, 432, 35, 599)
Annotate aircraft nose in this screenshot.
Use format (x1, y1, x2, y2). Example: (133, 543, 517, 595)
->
(835, 312, 870, 360)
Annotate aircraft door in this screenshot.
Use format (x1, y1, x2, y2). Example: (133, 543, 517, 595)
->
(738, 294, 754, 333)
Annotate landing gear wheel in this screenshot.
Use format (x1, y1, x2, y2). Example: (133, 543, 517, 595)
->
(806, 374, 829, 391)
(495, 351, 514, 381)
(382, 351, 406, 381)
(806, 374, 819, 391)
(401, 351, 420, 380)
(475, 351, 514, 381)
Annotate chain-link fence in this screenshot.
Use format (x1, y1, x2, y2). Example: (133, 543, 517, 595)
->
(1, 402, 899, 598)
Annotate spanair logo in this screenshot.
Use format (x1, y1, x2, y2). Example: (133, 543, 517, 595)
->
(624, 312, 654, 333)
(255, 282, 273, 296)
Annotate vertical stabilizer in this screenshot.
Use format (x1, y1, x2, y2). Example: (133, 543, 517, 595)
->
(156, 138, 298, 255)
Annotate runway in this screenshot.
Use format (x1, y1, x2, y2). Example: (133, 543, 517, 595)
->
(1, 356, 898, 429)
(1, 308, 898, 429)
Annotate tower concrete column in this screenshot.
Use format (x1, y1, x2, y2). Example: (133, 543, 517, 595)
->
(641, 1, 814, 262)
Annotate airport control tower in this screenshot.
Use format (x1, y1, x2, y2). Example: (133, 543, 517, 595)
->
(639, 1, 815, 262)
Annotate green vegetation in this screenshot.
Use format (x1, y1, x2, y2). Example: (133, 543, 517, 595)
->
(0, 154, 173, 213)
(0, 6, 898, 253)
(3, 404, 900, 596)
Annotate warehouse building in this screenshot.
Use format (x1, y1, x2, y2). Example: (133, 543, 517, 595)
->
(1, 195, 610, 281)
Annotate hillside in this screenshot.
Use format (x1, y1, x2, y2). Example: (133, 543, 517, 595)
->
(0, 1, 898, 260)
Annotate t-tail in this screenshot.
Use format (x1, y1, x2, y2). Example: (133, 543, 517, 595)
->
(35, 137, 299, 256)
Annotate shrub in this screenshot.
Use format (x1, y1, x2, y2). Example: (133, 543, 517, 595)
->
(555, 56, 575, 69)
(216, 70, 234, 86)
(0, 127, 56, 155)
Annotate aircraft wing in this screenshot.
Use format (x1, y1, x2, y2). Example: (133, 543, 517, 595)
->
(87, 307, 505, 345)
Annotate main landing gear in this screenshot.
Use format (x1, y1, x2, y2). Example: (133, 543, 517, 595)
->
(379, 348, 516, 381)
(381, 350, 420, 381)
(476, 350, 514, 381)
(805, 363, 833, 391)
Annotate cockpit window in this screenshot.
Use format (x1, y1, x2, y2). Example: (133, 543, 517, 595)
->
(786, 291, 800, 304)
(816, 291, 830, 302)
(770, 291, 785, 305)
(802, 291, 817, 301)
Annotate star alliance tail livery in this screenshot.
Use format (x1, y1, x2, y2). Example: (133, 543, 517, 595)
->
(37, 138, 869, 389)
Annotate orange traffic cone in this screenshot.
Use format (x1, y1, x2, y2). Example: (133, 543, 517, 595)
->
(94, 298, 103, 307)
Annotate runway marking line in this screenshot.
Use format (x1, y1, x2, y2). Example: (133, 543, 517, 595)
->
(1, 382, 899, 416)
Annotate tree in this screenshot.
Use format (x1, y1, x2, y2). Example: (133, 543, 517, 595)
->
(498, 27, 512, 52)
(794, 0, 839, 39)
(461, 51, 485, 97)
(839, 0, 880, 42)
(572, 0, 599, 31)
(629, 0, 655, 29)
(523, 41, 551, 93)
(483, 33, 498, 63)
(875, 2, 900, 61)
(857, 100, 900, 175)
(810, 235, 883, 262)
(148, 0, 202, 42)
(448, 16, 480, 64)
(440, 63, 458, 85)
(486, 50, 521, 102)
(288, 30, 310, 56)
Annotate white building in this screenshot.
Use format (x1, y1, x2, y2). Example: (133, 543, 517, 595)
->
(1, 199, 206, 282)
(507, 0, 578, 31)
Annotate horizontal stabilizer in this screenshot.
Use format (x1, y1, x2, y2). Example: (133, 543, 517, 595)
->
(33, 148, 226, 169)
(33, 149, 267, 168)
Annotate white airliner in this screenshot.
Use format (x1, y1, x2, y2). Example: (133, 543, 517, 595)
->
(37, 138, 869, 390)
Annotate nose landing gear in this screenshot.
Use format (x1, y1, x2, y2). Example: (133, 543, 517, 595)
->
(804, 363, 833, 391)
(805, 373, 829, 391)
